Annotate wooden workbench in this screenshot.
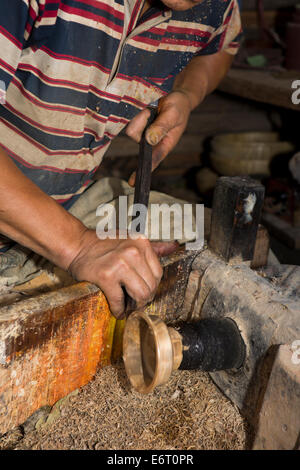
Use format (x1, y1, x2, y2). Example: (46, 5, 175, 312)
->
(219, 68, 300, 112)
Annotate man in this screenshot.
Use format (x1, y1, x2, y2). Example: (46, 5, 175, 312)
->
(0, 0, 241, 317)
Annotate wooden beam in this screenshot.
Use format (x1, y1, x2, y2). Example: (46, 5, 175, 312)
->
(253, 345, 300, 450)
(262, 211, 300, 250)
(251, 224, 270, 269)
(219, 69, 300, 112)
(0, 283, 116, 435)
(191, 250, 300, 423)
(0, 248, 200, 435)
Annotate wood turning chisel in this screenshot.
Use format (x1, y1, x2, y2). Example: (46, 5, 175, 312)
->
(119, 105, 157, 318)
(131, 104, 158, 234)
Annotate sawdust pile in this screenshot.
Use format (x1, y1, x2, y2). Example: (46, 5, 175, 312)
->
(13, 363, 249, 450)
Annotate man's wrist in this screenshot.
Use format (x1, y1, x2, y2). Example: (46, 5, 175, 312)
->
(48, 219, 92, 272)
(171, 88, 194, 111)
(172, 84, 207, 111)
(65, 227, 99, 275)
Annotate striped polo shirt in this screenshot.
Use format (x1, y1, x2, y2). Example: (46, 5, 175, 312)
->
(0, 0, 241, 206)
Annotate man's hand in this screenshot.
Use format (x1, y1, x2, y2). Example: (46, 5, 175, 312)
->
(68, 229, 178, 318)
(126, 90, 192, 186)
(0, 146, 178, 319)
(126, 50, 233, 186)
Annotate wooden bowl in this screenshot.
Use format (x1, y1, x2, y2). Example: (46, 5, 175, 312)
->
(210, 132, 294, 177)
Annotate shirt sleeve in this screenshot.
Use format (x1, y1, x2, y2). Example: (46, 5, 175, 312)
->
(199, 0, 243, 56)
(0, 0, 37, 96)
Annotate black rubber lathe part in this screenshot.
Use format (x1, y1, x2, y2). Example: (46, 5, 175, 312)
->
(178, 318, 246, 371)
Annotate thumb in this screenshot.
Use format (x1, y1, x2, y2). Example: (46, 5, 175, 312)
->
(146, 125, 168, 146)
(145, 107, 174, 146)
(151, 240, 179, 257)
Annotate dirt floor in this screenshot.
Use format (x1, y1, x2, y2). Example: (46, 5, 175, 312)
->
(0, 362, 250, 450)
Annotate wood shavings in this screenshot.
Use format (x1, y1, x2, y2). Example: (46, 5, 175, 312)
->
(10, 362, 250, 450)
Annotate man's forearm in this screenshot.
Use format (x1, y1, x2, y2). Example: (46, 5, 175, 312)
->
(0, 146, 87, 270)
(0, 146, 170, 317)
(172, 50, 234, 110)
